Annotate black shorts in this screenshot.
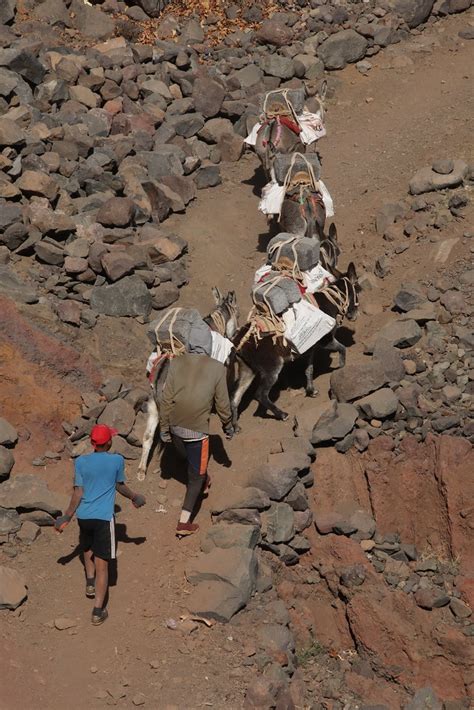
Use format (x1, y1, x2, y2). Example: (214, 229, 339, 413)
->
(78, 518, 116, 561)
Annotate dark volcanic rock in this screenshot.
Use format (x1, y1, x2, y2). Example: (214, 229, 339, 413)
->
(90, 275, 152, 317)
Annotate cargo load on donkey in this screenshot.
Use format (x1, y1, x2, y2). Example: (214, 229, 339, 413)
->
(146, 307, 233, 379)
(250, 270, 336, 356)
(259, 152, 334, 221)
(255, 234, 335, 296)
(245, 88, 326, 148)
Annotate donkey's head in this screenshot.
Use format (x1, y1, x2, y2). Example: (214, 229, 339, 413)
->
(343, 262, 361, 322)
(210, 287, 239, 339)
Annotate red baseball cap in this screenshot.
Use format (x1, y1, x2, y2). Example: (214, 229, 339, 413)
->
(90, 424, 118, 448)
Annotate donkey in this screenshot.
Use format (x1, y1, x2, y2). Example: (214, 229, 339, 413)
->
(137, 288, 239, 481)
(278, 182, 326, 241)
(230, 263, 360, 427)
(254, 81, 328, 181)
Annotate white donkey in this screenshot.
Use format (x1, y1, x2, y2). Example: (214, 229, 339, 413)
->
(137, 288, 239, 481)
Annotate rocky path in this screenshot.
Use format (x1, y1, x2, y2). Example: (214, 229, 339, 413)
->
(1, 7, 473, 710)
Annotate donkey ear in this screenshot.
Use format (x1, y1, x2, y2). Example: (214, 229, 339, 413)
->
(227, 290, 238, 308)
(347, 262, 357, 283)
(211, 286, 223, 305)
(328, 222, 338, 243)
(317, 79, 328, 102)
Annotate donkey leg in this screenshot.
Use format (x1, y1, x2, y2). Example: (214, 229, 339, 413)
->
(304, 348, 319, 398)
(255, 365, 288, 421)
(231, 360, 255, 432)
(321, 334, 346, 368)
(137, 396, 159, 481)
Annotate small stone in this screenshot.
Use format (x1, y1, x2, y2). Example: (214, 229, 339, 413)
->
(132, 693, 146, 706)
(450, 597, 471, 619)
(432, 159, 454, 175)
(360, 539, 376, 551)
(54, 617, 77, 630)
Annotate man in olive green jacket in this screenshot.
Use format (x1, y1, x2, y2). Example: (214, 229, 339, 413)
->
(160, 351, 234, 537)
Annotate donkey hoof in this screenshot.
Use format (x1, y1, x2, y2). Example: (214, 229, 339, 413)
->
(137, 469, 146, 482)
(279, 411, 289, 422)
(306, 389, 319, 398)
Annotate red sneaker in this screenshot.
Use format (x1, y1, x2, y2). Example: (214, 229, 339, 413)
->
(176, 522, 199, 537)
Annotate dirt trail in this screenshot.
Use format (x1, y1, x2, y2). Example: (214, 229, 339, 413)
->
(2, 11, 474, 710)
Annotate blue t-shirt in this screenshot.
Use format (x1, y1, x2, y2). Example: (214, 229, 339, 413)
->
(74, 452, 125, 521)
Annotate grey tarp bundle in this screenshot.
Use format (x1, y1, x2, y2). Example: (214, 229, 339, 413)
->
(267, 234, 320, 273)
(252, 273, 302, 315)
(150, 307, 212, 355)
(259, 88, 305, 115)
(273, 152, 322, 185)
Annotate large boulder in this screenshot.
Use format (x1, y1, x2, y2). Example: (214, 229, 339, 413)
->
(386, 0, 435, 28)
(0, 447, 14, 480)
(211, 485, 270, 514)
(0, 0, 16, 24)
(98, 398, 136, 437)
(330, 361, 388, 402)
(356, 388, 399, 419)
(247, 451, 310, 501)
(263, 503, 295, 544)
(0, 566, 27, 610)
(0, 117, 25, 146)
(376, 320, 422, 349)
(0, 507, 21, 535)
(96, 197, 136, 228)
(201, 523, 260, 554)
(90, 275, 152, 317)
(0, 418, 18, 447)
(0, 474, 67, 515)
(188, 580, 245, 623)
(192, 77, 226, 118)
(318, 30, 368, 70)
(311, 401, 358, 444)
(0, 266, 38, 304)
(186, 547, 258, 602)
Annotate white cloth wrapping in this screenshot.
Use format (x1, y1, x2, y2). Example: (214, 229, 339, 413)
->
(258, 181, 286, 216)
(319, 179, 334, 218)
(254, 264, 272, 283)
(146, 351, 159, 374)
(302, 263, 335, 294)
(297, 111, 326, 145)
(282, 299, 336, 355)
(210, 331, 234, 364)
(245, 111, 326, 147)
(258, 178, 334, 218)
(244, 122, 261, 146)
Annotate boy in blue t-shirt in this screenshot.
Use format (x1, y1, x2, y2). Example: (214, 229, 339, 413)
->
(55, 424, 146, 625)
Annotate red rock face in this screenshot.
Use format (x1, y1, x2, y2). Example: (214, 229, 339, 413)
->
(300, 436, 473, 703)
(364, 434, 474, 574)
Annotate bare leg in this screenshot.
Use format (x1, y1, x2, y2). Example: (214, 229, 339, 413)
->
(231, 361, 255, 431)
(84, 549, 95, 580)
(137, 396, 159, 481)
(94, 557, 109, 610)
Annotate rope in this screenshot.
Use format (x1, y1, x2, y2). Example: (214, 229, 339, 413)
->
(281, 152, 320, 193)
(268, 235, 305, 281)
(263, 88, 299, 122)
(154, 307, 186, 356)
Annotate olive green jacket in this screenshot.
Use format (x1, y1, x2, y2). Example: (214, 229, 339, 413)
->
(160, 353, 232, 437)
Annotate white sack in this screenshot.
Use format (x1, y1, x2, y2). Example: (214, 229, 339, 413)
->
(282, 299, 336, 355)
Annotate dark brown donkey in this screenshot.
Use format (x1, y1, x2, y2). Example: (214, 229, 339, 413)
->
(278, 181, 327, 241)
(230, 263, 360, 427)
